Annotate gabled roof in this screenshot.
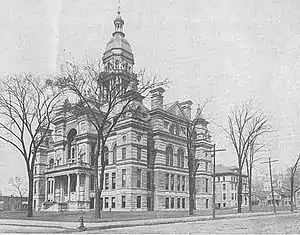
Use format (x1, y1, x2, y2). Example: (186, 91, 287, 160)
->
(164, 101, 187, 119)
(253, 191, 268, 199)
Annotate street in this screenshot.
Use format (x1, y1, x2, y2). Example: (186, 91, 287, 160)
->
(93, 212, 300, 234)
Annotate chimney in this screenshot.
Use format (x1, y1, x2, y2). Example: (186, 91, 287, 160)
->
(180, 100, 193, 119)
(150, 87, 165, 110)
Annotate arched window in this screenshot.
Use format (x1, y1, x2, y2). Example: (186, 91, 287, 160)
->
(67, 129, 77, 160)
(178, 149, 184, 168)
(49, 158, 54, 168)
(104, 146, 109, 165)
(112, 144, 117, 164)
(166, 146, 173, 166)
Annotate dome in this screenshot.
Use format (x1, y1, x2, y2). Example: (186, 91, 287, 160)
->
(105, 34, 133, 54)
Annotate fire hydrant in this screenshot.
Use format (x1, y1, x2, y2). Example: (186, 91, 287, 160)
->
(78, 216, 86, 231)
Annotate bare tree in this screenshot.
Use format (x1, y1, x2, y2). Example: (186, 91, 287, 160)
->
(8, 176, 27, 199)
(245, 141, 266, 212)
(54, 60, 167, 219)
(185, 97, 212, 216)
(0, 74, 60, 217)
(290, 154, 300, 212)
(222, 100, 272, 213)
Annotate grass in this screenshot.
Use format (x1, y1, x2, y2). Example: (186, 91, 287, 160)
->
(0, 206, 293, 223)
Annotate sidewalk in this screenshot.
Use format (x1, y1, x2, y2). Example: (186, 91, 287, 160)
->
(0, 209, 296, 232)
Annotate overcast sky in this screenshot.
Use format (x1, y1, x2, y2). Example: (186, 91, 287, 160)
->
(1, 0, 300, 194)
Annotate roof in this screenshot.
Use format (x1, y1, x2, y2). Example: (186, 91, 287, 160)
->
(215, 164, 247, 177)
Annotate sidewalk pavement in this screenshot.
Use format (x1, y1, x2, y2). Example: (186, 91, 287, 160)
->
(0, 209, 296, 232)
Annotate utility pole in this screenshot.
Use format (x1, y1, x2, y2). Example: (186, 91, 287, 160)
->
(204, 144, 226, 219)
(261, 158, 279, 214)
(290, 154, 300, 212)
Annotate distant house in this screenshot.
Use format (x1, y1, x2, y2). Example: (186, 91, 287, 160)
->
(0, 196, 28, 211)
(266, 189, 291, 206)
(294, 188, 300, 208)
(251, 191, 268, 206)
(215, 164, 248, 209)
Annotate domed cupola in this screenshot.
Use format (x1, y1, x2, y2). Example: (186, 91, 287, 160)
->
(102, 10, 134, 66)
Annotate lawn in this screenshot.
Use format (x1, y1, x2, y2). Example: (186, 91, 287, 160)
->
(0, 206, 293, 223)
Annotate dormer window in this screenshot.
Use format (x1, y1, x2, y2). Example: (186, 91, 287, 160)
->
(169, 124, 175, 134)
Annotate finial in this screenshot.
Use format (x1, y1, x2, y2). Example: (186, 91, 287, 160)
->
(117, 0, 121, 15)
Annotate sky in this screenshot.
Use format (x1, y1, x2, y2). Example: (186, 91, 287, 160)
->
(0, 0, 300, 194)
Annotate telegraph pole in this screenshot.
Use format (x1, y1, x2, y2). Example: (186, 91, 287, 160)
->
(261, 158, 279, 214)
(204, 144, 226, 219)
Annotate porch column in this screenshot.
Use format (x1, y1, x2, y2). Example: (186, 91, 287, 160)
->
(45, 178, 48, 201)
(76, 173, 80, 201)
(67, 174, 70, 201)
(85, 174, 90, 201)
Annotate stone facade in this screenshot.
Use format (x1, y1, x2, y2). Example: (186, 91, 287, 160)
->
(33, 10, 213, 212)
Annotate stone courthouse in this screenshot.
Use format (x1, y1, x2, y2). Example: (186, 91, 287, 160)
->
(33, 10, 213, 212)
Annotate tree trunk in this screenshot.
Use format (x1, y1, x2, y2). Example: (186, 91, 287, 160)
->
(291, 175, 294, 212)
(27, 171, 34, 217)
(189, 174, 194, 216)
(94, 140, 101, 219)
(248, 179, 252, 212)
(237, 168, 243, 213)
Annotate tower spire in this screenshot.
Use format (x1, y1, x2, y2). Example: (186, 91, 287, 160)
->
(117, 0, 121, 14)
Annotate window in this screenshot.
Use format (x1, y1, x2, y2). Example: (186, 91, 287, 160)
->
(166, 146, 173, 166)
(105, 173, 109, 190)
(206, 199, 209, 209)
(171, 198, 174, 209)
(223, 176, 225, 181)
(178, 149, 184, 168)
(49, 159, 54, 168)
(223, 193, 226, 200)
(223, 183, 226, 190)
(182, 198, 185, 209)
(122, 169, 126, 187)
(121, 196, 126, 208)
(223, 203, 226, 207)
(182, 176, 185, 191)
(112, 144, 117, 164)
(105, 197, 109, 208)
(67, 129, 77, 160)
(218, 177, 220, 182)
(171, 174, 174, 191)
(111, 197, 116, 208)
(104, 147, 109, 165)
(147, 171, 151, 190)
(137, 148, 142, 161)
(175, 124, 180, 136)
(137, 196, 141, 208)
(122, 147, 126, 160)
(112, 172, 116, 189)
(231, 193, 234, 200)
(34, 181, 37, 194)
(34, 166, 37, 175)
(137, 169, 141, 188)
(47, 180, 51, 194)
(90, 175, 95, 191)
(205, 179, 209, 193)
(205, 162, 208, 172)
(165, 197, 169, 209)
(90, 143, 96, 166)
(231, 183, 234, 190)
(169, 124, 175, 134)
(177, 198, 181, 208)
(177, 175, 181, 191)
(165, 173, 169, 190)
(235, 193, 237, 200)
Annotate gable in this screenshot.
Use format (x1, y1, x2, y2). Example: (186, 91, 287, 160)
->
(165, 101, 187, 119)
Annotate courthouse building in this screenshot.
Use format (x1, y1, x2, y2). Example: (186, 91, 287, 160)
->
(33, 10, 213, 212)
